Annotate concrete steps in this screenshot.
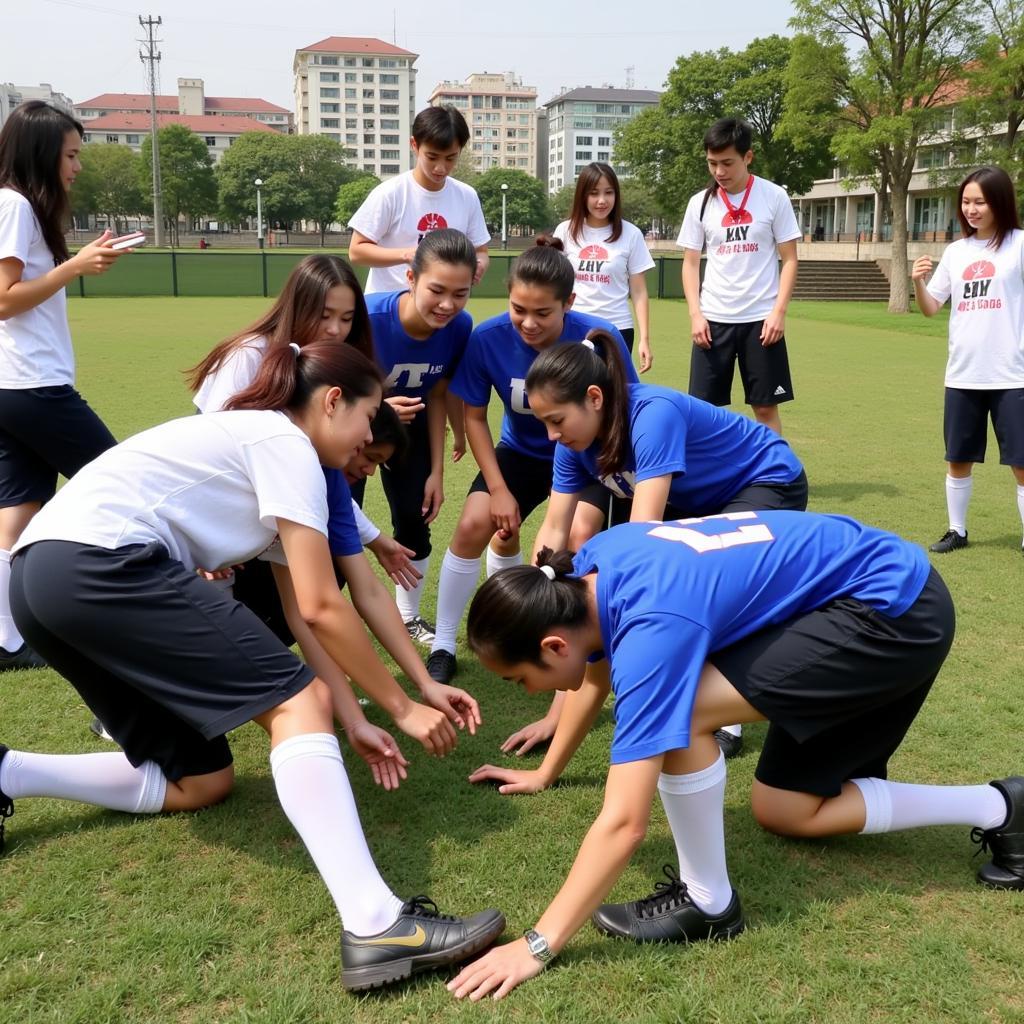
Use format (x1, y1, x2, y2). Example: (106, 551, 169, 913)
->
(793, 260, 890, 301)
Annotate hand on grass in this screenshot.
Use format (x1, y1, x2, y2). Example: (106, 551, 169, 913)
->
(345, 720, 409, 790)
(448, 938, 544, 1001)
(468, 764, 548, 795)
(368, 535, 420, 590)
(393, 701, 458, 756)
(420, 680, 481, 735)
(500, 716, 556, 756)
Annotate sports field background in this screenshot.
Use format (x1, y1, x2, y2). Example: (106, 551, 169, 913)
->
(2, 296, 1022, 1023)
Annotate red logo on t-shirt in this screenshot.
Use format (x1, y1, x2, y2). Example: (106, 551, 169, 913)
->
(962, 259, 996, 281)
(721, 209, 753, 226)
(579, 244, 609, 260)
(417, 212, 448, 233)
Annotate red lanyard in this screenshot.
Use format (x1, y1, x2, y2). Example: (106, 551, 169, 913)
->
(719, 175, 755, 224)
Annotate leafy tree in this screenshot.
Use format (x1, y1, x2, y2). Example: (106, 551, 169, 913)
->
(335, 174, 380, 228)
(549, 183, 576, 223)
(473, 167, 551, 237)
(140, 125, 217, 245)
(783, 1, 986, 311)
(449, 146, 479, 185)
(293, 134, 358, 245)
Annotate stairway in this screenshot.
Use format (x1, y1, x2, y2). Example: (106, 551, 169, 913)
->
(792, 260, 890, 301)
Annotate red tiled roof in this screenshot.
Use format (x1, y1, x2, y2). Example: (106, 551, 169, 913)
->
(81, 113, 279, 134)
(77, 93, 289, 115)
(204, 96, 290, 114)
(298, 36, 416, 57)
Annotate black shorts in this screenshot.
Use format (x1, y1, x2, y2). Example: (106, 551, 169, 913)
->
(0, 385, 116, 506)
(619, 328, 635, 353)
(10, 540, 314, 782)
(689, 321, 794, 408)
(379, 412, 433, 560)
(943, 387, 1024, 466)
(467, 443, 553, 523)
(711, 567, 954, 798)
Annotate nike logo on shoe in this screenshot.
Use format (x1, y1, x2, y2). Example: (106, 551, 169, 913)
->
(348, 924, 428, 948)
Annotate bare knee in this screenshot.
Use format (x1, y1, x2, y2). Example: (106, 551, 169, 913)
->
(165, 764, 235, 812)
(452, 509, 493, 556)
(751, 783, 826, 838)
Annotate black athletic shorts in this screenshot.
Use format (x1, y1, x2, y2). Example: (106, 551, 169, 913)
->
(10, 540, 315, 781)
(619, 327, 635, 354)
(689, 320, 794, 408)
(379, 412, 433, 560)
(467, 443, 553, 523)
(943, 387, 1024, 466)
(711, 567, 954, 798)
(0, 385, 116, 506)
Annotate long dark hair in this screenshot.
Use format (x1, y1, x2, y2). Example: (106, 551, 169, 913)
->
(957, 166, 1022, 250)
(226, 339, 382, 413)
(187, 255, 372, 391)
(467, 548, 588, 668)
(525, 328, 632, 476)
(368, 401, 408, 464)
(410, 227, 477, 279)
(508, 235, 575, 303)
(568, 162, 623, 245)
(0, 101, 84, 263)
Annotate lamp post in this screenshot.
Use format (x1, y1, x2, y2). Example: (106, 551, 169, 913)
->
(254, 177, 264, 249)
(500, 182, 508, 250)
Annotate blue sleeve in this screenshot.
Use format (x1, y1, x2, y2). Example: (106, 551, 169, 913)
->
(552, 443, 595, 494)
(609, 613, 710, 764)
(449, 329, 491, 407)
(323, 469, 363, 557)
(632, 399, 688, 483)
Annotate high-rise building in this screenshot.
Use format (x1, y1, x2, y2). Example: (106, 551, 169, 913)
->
(1, 82, 74, 131)
(543, 87, 660, 193)
(294, 36, 418, 180)
(429, 72, 538, 176)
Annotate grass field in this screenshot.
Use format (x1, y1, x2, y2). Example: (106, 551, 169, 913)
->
(2, 296, 1023, 1024)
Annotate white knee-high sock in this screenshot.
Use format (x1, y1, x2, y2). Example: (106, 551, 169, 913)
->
(1016, 484, 1024, 546)
(852, 778, 1009, 834)
(0, 749, 166, 813)
(0, 549, 25, 651)
(946, 475, 972, 535)
(485, 546, 523, 579)
(270, 732, 403, 936)
(658, 752, 733, 915)
(395, 557, 429, 622)
(431, 549, 480, 655)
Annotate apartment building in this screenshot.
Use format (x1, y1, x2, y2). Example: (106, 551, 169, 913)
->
(293, 36, 417, 179)
(1, 82, 74, 131)
(429, 72, 538, 176)
(544, 87, 660, 193)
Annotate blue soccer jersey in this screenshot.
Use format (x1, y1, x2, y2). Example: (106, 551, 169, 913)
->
(323, 468, 363, 558)
(365, 290, 472, 400)
(449, 310, 636, 460)
(571, 511, 932, 765)
(553, 384, 803, 515)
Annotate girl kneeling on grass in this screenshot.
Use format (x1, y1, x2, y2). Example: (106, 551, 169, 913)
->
(0, 342, 504, 992)
(448, 513, 1022, 1001)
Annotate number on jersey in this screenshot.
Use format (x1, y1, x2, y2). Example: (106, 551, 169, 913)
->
(647, 511, 775, 554)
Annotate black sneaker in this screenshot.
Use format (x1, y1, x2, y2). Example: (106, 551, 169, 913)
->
(0, 644, 46, 672)
(340, 895, 505, 992)
(973, 776, 1024, 890)
(404, 616, 436, 645)
(426, 649, 457, 685)
(591, 864, 744, 944)
(929, 529, 968, 553)
(0, 745, 12, 856)
(714, 728, 743, 759)
(89, 718, 116, 743)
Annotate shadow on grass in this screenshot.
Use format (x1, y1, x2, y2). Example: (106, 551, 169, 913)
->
(811, 480, 902, 503)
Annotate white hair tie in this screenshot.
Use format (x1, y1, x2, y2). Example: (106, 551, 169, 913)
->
(538, 564, 556, 580)
(289, 342, 301, 357)
(581, 338, 596, 351)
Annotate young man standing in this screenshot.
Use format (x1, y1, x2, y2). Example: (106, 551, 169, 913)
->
(678, 118, 801, 436)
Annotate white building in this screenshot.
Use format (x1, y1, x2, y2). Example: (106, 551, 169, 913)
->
(429, 72, 538, 176)
(543, 87, 660, 193)
(1, 82, 74, 131)
(293, 36, 417, 179)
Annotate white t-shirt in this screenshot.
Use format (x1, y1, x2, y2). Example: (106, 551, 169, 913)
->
(14, 409, 329, 572)
(926, 229, 1024, 389)
(349, 171, 490, 294)
(552, 219, 655, 330)
(0, 188, 75, 387)
(677, 177, 801, 323)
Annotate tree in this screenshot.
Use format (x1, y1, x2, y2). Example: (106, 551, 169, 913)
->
(783, 1, 986, 312)
(78, 144, 146, 233)
(549, 183, 576, 223)
(140, 125, 217, 245)
(293, 134, 359, 245)
(474, 168, 551, 237)
(335, 174, 380, 228)
(616, 36, 834, 220)
(449, 146, 479, 185)
(216, 132, 306, 239)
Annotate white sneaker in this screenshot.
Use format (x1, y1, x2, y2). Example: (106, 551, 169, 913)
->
(404, 616, 436, 645)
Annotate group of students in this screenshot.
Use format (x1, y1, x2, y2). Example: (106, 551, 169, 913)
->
(0, 95, 1021, 1002)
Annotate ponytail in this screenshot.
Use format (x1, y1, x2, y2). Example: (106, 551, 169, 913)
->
(525, 328, 632, 476)
(226, 339, 382, 413)
(467, 548, 588, 668)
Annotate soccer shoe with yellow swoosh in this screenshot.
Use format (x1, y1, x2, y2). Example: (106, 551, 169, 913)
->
(340, 895, 506, 991)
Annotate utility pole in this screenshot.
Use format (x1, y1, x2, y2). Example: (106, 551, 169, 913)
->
(139, 14, 165, 247)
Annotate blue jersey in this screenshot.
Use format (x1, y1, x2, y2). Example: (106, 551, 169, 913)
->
(365, 290, 472, 401)
(449, 310, 637, 460)
(571, 512, 932, 765)
(553, 384, 803, 516)
(323, 468, 363, 558)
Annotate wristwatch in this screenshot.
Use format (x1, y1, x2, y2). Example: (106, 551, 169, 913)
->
(524, 928, 553, 965)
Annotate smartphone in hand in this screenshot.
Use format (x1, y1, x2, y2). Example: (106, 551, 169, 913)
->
(108, 231, 147, 251)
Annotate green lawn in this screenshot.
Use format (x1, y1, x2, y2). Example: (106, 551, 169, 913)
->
(2, 297, 1022, 1024)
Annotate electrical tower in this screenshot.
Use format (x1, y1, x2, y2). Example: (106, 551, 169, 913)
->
(139, 14, 165, 247)
(625, 66, 635, 90)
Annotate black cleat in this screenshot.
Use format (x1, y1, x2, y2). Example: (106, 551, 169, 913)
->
(0, 745, 12, 856)
(973, 776, 1024, 890)
(340, 895, 505, 992)
(929, 529, 968, 553)
(0, 644, 46, 672)
(592, 864, 744, 944)
(426, 649, 458, 685)
(714, 728, 743, 759)
(404, 616, 436, 645)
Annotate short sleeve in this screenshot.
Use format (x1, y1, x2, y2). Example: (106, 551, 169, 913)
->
(194, 343, 265, 413)
(609, 613, 711, 764)
(553, 221, 569, 246)
(926, 247, 953, 305)
(770, 190, 802, 244)
(243, 435, 328, 537)
(631, 399, 688, 483)
(323, 469, 363, 556)
(0, 193, 35, 265)
(552, 443, 595, 494)
(352, 500, 380, 545)
(348, 181, 393, 243)
(677, 194, 707, 252)
(464, 192, 491, 247)
(449, 329, 492, 407)
(626, 225, 655, 274)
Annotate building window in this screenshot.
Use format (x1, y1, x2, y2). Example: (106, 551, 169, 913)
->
(381, 118, 399, 129)
(380, 74, 399, 84)
(344, 57, 356, 66)
(205, 136, 217, 145)
(345, 117, 357, 128)
(381, 89, 399, 100)
(363, 119, 375, 129)
(126, 134, 139, 144)
(345, 103, 358, 113)
(490, 96, 503, 108)
(363, 104, 375, 114)
(363, 134, 376, 144)
(597, 151, 610, 161)
(363, 149, 376, 158)
(381, 134, 399, 144)
(362, 89, 375, 99)
(346, 133, 357, 144)
(472, 95, 483, 109)
(381, 164, 400, 174)
(345, 88, 357, 99)
(322, 103, 340, 113)
(576, 136, 593, 146)
(345, 72, 357, 83)
(380, 59, 398, 68)
(322, 118, 340, 128)
(321, 87, 340, 98)
(106, 134, 119, 143)
(381, 149, 400, 159)
(362, 58, 375, 67)
(362, 73, 374, 82)
(320, 72, 339, 83)
(598, 136, 610, 146)
(319, 56, 339, 66)
(575, 151, 591, 160)
(363, 163, 375, 172)
(323, 132, 340, 141)
(518, 158, 529, 166)
(381, 104, 399, 115)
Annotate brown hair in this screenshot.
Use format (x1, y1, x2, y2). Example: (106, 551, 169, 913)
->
(568, 162, 623, 245)
(957, 166, 1022, 250)
(507, 235, 575, 303)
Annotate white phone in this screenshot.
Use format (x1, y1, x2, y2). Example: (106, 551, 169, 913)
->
(108, 232, 147, 251)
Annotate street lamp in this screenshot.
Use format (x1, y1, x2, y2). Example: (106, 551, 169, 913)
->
(254, 177, 264, 249)
(500, 182, 508, 250)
